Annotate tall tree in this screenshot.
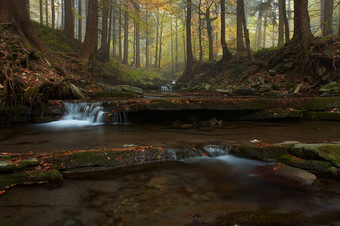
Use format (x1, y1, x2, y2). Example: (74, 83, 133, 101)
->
(122, 1, 129, 65)
(51, 0, 55, 28)
(322, 0, 334, 36)
(292, 0, 313, 57)
(134, 2, 141, 68)
(185, 0, 194, 68)
(237, 0, 245, 54)
(278, 0, 289, 46)
(100, 0, 110, 61)
(220, 0, 232, 62)
(64, 0, 75, 40)
(45, 0, 49, 27)
(81, 0, 98, 68)
(199, 2, 217, 61)
(118, 1, 122, 61)
(145, 10, 149, 69)
(40, 0, 43, 24)
(78, 0, 82, 40)
(175, 16, 179, 72)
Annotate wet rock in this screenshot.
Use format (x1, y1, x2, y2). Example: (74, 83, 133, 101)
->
(70, 83, 85, 99)
(215, 88, 232, 94)
(230, 144, 290, 161)
(0, 161, 15, 172)
(204, 84, 211, 91)
(146, 177, 168, 190)
(280, 154, 336, 174)
(254, 163, 317, 185)
(119, 85, 143, 95)
(292, 143, 340, 167)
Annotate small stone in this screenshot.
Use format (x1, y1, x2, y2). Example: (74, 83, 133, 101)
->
(317, 65, 327, 76)
(268, 69, 277, 77)
(204, 84, 211, 91)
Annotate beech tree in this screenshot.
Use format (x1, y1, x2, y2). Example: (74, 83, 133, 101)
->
(220, 0, 232, 62)
(292, 0, 313, 57)
(64, 0, 74, 40)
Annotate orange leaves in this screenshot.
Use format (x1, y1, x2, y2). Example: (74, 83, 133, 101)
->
(273, 164, 281, 171)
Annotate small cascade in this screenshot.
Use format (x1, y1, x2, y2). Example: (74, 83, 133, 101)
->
(63, 102, 106, 123)
(113, 111, 129, 125)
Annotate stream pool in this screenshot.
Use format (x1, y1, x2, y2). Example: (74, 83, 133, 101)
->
(1, 120, 340, 225)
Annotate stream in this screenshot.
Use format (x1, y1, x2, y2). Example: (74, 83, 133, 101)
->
(0, 102, 340, 225)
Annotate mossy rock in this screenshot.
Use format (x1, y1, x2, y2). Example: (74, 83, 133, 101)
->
(0, 169, 63, 190)
(70, 83, 85, 99)
(0, 161, 15, 172)
(292, 144, 340, 167)
(16, 158, 39, 170)
(119, 85, 143, 95)
(280, 154, 336, 174)
(53, 148, 176, 170)
(302, 97, 340, 110)
(230, 144, 290, 161)
(303, 111, 340, 120)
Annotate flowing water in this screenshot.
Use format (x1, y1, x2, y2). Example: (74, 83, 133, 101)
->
(1, 102, 340, 225)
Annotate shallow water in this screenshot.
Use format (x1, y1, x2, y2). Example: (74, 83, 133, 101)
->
(0, 155, 339, 226)
(1, 121, 340, 153)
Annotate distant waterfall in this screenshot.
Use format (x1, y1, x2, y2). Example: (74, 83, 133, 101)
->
(63, 102, 106, 123)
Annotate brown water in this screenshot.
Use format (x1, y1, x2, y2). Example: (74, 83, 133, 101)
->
(1, 121, 340, 153)
(0, 155, 339, 226)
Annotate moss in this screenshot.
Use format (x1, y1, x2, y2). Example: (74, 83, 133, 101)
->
(16, 158, 39, 170)
(230, 144, 290, 161)
(293, 144, 340, 167)
(280, 154, 335, 174)
(0, 169, 63, 190)
(302, 97, 340, 110)
(303, 111, 340, 120)
(93, 91, 136, 99)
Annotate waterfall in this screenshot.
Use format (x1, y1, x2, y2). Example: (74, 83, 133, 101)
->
(113, 111, 129, 125)
(62, 102, 106, 123)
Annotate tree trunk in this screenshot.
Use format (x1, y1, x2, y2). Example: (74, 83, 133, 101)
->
(171, 18, 174, 72)
(118, 1, 122, 61)
(45, 0, 49, 27)
(240, 0, 252, 61)
(100, 0, 109, 61)
(154, 9, 160, 69)
(26, 0, 30, 18)
(263, 18, 267, 47)
(175, 17, 179, 72)
(122, 2, 129, 65)
(64, 0, 74, 40)
(81, 0, 98, 68)
(78, 0, 82, 41)
(292, 0, 313, 57)
(220, 0, 232, 62)
(112, 2, 116, 57)
(158, 13, 164, 70)
(135, 3, 140, 68)
(40, 0, 43, 24)
(282, 0, 290, 42)
(323, 0, 334, 36)
(107, 2, 113, 58)
(145, 10, 149, 69)
(278, 0, 284, 46)
(256, 0, 263, 49)
(205, 7, 214, 61)
(237, 0, 245, 54)
(185, 0, 194, 68)
(198, 0, 203, 62)
(320, 0, 325, 35)
(51, 0, 55, 28)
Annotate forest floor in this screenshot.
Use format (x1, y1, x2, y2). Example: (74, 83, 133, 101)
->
(0, 22, 340, 119)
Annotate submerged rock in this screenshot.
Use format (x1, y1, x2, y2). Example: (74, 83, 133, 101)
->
(146, 176, 168, 190)
(253, 163, 317, 185)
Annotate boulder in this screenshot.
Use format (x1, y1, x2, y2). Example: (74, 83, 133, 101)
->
(319, 82, 340, 93)
(17, 158, 39, 169)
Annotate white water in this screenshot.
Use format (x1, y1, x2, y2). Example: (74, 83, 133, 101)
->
(44, 102, 106, 128)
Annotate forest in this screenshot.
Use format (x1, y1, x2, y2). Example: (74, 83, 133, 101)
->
(1, 1, 340, 225)
(0, 0, 339, 108)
